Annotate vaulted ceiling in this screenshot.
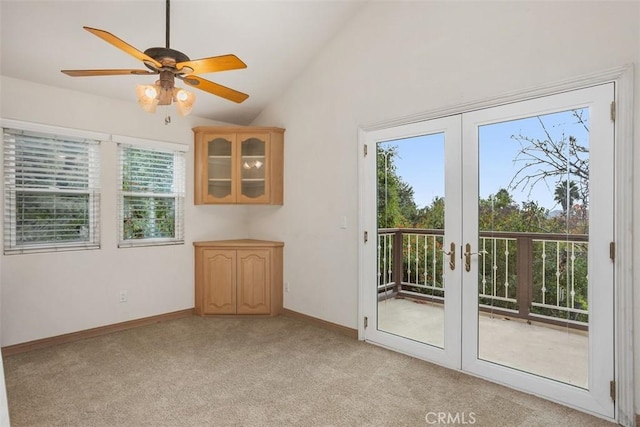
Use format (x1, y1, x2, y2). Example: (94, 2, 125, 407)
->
(0, 0, 366, 124)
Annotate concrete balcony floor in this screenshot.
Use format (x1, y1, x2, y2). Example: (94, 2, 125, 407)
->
(377, 297, 588, 388)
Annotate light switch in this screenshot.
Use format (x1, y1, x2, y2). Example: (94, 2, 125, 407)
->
(340, 216, 347, 229)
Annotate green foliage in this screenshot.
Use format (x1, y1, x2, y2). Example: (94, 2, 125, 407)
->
(376, 109, 592, 323)
(122, 197, 175, 240)
(416, 197, 445, 229)
(377, 146, 412, 228)
(15, 192, 91, 243)
(122, 147, 176, 240)
(377, 148, 589, 322)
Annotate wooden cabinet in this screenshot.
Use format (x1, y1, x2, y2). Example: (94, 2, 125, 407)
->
(194, 239, 284, 316)
(193, 126, 284, 205)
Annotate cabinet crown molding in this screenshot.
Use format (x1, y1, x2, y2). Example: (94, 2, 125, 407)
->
(192, 126, 285, 134)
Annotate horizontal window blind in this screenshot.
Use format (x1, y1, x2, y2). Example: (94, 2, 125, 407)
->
(3, 128, 101, 254)
(117, 144, 185, 247)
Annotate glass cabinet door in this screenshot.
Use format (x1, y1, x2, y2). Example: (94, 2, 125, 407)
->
(208, 137, 234, 201)
(239, 136, 268, 202)
(194, 128, 282, 205)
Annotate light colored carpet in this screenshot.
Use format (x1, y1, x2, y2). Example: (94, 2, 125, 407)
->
(3, 316, 614, 426)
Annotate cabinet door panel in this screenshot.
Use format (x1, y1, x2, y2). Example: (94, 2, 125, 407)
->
(194, 127, 284, 205)
(237, 134, 270, 204)
(236, 249, 271, 314)
(203, 134, 237, 204)
(203, 249, 236, 314)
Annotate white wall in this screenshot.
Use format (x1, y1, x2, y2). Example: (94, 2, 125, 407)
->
(1, 0, 639, 416)
(248, 0, 640, 404)
(0, 76, 249, 346)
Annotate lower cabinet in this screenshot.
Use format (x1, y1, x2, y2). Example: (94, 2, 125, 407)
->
(194, 239, 284, 316)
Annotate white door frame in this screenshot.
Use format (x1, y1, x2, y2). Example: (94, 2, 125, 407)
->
(361, 116, 462, 370)
(461, 83, 614, 418)
(357, 64, 634, 426)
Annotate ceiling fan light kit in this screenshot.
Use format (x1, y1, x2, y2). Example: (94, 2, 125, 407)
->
(61, 0, 248, 119)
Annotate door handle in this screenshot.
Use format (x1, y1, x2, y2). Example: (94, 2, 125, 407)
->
(442, 242, 455, 270)
(464, 243, 487, 272)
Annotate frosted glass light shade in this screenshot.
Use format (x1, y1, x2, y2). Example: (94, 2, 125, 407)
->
(174, 88, 195, 116)
(136, 84, 159, 113)
(136, 84, 195, 116)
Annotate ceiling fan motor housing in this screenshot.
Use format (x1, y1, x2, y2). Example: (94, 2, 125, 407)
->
(144, 47, 190, 71)
(156, 70, 177, 105)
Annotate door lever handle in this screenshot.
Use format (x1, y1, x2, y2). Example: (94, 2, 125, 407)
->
(441, 242, 455, 270)
(464, 243, 487, 272)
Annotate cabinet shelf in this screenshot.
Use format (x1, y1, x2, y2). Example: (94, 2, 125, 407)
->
(209, 178, 232, 182)
(209, 155, 232, 159)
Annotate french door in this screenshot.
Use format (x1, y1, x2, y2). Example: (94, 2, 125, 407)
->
(361, 83, 615, 418)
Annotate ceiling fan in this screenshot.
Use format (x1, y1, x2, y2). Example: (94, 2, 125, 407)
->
(61, 0, 248, 116)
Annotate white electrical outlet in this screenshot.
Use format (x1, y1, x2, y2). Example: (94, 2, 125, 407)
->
(119, 290, 128, 303)
(285, 282, 290, 292)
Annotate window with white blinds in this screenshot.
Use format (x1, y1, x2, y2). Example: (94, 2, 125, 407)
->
(117, 144, 185, 247)
(3, 128, 101, 254)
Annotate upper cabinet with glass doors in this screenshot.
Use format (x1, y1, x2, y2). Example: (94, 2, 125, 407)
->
(193, 127, 284, 205)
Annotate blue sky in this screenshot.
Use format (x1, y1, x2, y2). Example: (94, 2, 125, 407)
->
(379, 109, 589, 211)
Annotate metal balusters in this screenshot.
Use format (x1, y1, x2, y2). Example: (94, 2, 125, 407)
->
(407, 234, 413, 284)
(570, 242, 576, 310)
(541, 241, 547, 305)
(503, 239, 510, 299)
(481, 238, 487, 296)
(492, 237, 498, 300)
(556, 242, 562, 308)
(377, 234, 383, 289)
(414, 234, 420, 283)
(430, 235, 436, 288)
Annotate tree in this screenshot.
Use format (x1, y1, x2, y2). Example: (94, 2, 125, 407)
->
(377, 145, 417, 228)
(416, 196, 445, 229)
(509, 110, 589, 210)
(478, 188, 520, 232)
(397, 181, 418, 225)
(554, 180, 579, 214)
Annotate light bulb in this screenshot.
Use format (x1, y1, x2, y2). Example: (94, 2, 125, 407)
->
(176, 89, 188, 102)
(144, 86, 157, 99)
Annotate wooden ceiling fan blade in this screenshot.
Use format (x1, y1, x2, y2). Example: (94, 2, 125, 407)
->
(61, 69, 158, 77)
(176, 54, 247, 74)
(83, 26, 163, 69)
(182, 75, 249, 104)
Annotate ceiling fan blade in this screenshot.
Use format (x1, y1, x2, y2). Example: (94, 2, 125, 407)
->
(61, 69, 158, 77)
(83, 26, 163, 69)
(182, 75, 249, 104)
(176, 54, 247, 74)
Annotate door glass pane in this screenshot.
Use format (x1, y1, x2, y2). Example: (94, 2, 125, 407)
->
(208, 138, 232, 199)
(477, 108, 590, 388)
(377, 133, 446, 348)
(241, 138, 266, 199)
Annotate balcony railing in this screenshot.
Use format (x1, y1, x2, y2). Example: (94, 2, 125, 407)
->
(377, 228, 589, 329)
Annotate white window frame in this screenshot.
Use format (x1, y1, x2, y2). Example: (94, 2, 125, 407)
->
(114, 135, 187, 248)
(2, 120, 106, 254)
